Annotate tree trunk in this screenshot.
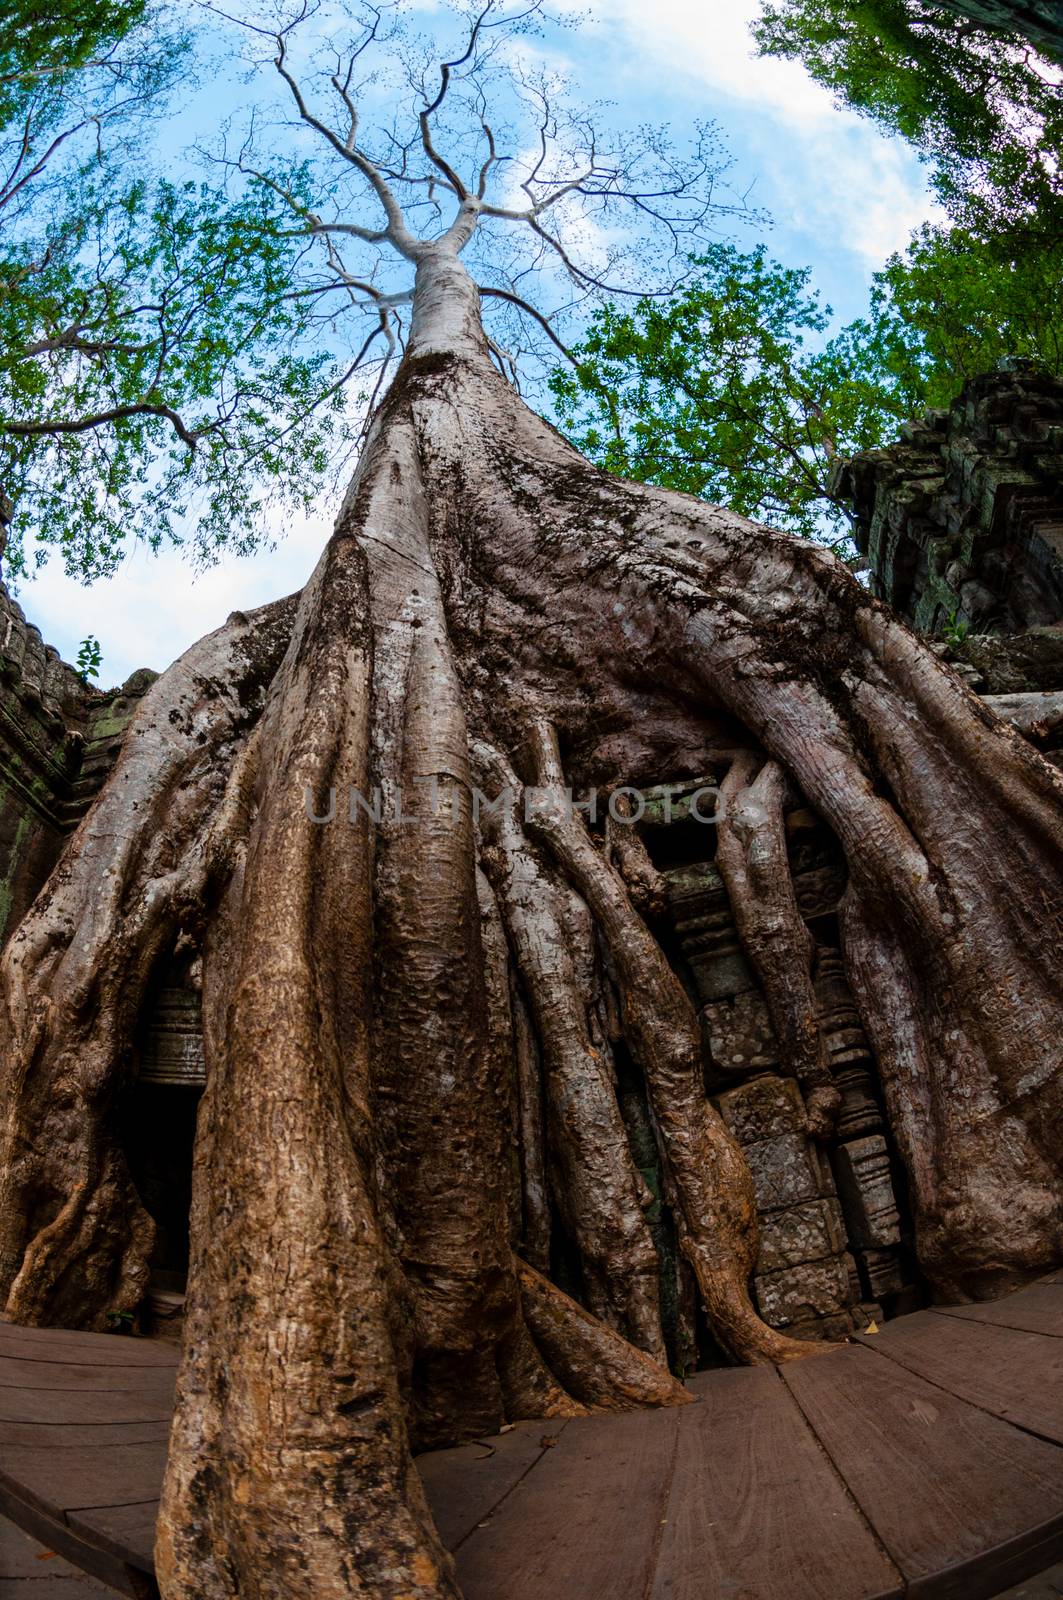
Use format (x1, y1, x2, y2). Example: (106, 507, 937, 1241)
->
(1, 243, 1061, 1597)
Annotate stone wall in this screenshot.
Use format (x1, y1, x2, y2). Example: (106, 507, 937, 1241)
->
(644, 777, 917, 1344)
(0, 577, 155, 945)
(833, 361, 1063, 637)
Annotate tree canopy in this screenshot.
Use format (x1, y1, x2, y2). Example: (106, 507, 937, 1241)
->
(753, 0, 1063, 217)
(549, 245, 916, 545)
(0, 0, 746, 581)
(552, 2, 1063, 543)
(0, 1, 348, 579)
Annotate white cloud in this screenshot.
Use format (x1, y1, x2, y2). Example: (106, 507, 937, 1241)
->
(591, 0, 841, 127)
(587, 0, 940, 265)
(782, 132, 942, 265)
(18, 505, 330, 688)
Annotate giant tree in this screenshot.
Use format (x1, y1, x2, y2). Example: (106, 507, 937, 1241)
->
(0, 6, 1060, 1599)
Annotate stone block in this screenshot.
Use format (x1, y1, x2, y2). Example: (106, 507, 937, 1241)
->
(743, 1132, 833, 1213)
(663, 861, 756, 1003)
(715, 1073, 806, 1144)
(716, 1075, 836, 1212)
(834, 1135, 902, 1248)
(861, 1247, 906, 1301)
(700, 991, 778, 1077)
(754, 1252, 851, 1328)
(785, 1308, 857, 1343)
(688, 947, 756, 1003)
(756, 1199, 847, 1274)
(792, 862, 847, 920)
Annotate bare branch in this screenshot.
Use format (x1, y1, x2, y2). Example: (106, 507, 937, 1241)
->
(478, 285, 577, 364)
(270, 23, 422, 259)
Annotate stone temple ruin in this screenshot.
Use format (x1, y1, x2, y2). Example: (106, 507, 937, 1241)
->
(834, 359, 1063, 638)
(639, 778, 915, 1353)
(1, 360, 1061, 1358)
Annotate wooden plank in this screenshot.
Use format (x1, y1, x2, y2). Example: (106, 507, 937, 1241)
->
(455, 1406, 682, 1600)
(0, 1420, 171, 1450)
(66, 1500, 158, 1573)
(0, 1515, 116, 1594)
(856, 1312, 1063, 1443)
(0, 1440, 168, 1520)
(0, 1355, 175, 1394)
(418, 1422, 569, 1550)
(932, 1284, 1063, 1340)
(0, 1326, 178, 1369)
(0, 1484, 147, 1598)
(1, 1511, 70, 1578)
(0, 1581, 116, 1598)
(0, 1385, 173, 1425)
(784, 1342, 1063, 1600)
(649, 1366, 901, 1600)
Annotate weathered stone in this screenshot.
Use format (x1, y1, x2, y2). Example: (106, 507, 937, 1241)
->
(860, 1247, 906, 1302)
(662, 859, 756, 1003)
(744, 1132, 835, 1213)
(835, 363, 1063, 636)
(834, 1135, 903, 1249)
(139, 961, 206, 1086)
(791, 862, 846, 921)
(639, 774, 721, 827)
(755, 1198, 847, 1274)
(953, 626, 1063, 695)
(715, 1072, 806, 1145)
(786, 1308, 858, 1343)
(0, 577, 154, 945)
(700, 990, 779, 1078)
(754, 1252, 851, 1328)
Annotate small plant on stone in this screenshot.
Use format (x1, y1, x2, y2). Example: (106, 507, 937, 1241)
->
(76, 635, 102, 684)
(943, 610, 970, 649)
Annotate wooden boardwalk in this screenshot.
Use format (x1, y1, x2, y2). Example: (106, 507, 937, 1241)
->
(2, 1277, 1063, 1599)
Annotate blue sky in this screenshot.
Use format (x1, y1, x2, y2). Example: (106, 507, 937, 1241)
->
(22, 0, 938, 686)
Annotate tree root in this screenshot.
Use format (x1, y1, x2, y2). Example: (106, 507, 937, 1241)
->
(523, 723, 823, 1365)
(3, 266, 1061, 1600)
(496, 1316, 587, 1421)
(716, 752, 841, 1140)
(510, 977, 551, 1273)
(607, 792, 666, 918)
(158, 511, 460, 1600)
(475, 741, 667, 1364)
(515, 1259, 691, 1411)
(0, 594, 296, 1326)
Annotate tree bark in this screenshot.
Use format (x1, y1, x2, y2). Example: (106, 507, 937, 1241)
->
(0, 242, 1060, 1596)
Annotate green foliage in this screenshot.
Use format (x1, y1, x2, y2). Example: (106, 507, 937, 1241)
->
(0, 2, 347, 580)
(552, 8, 1063, 539)
(858, 220, 1063, 403)
(550, 245, 916, 543)
(551, 225, 1063, 540)
(76, 632, 102, 681)
(943, 609, 969, 647)
(752, 0, 1063, 220)
(0, 0, 152, 127)
(0, 173, 345, 578)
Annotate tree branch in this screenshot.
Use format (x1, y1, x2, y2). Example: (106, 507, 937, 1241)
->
(3, 401, 200, 450)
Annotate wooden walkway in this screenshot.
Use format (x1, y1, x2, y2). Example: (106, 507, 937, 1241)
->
(2, 1276, 1062, 1599)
